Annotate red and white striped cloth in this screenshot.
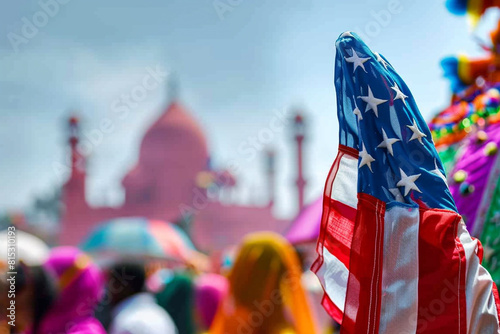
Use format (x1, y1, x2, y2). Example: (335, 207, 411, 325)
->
(312, 146, 500, 333)
(312, 32, 500, 333)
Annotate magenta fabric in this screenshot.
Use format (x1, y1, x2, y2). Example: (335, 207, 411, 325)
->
(40, 247, 106, 334)
(449, 123, 500, 235)
(286, 197, 322, 244)
(194, 273, 228, 328)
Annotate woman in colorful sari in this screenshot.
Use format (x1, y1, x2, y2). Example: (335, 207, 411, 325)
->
(210, 232, 318, 334)
(156, 272, 196, 334)
(194, 273, 228, 331)
(38, 247, 106, 334)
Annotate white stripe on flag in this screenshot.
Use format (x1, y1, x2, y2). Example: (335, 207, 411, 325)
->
(457, 220, 500, 333)
(329, 153, 358, 208)
(318, 247, 349, 313)
(378, 205, 419, 334)
(315, 149, 359, 321)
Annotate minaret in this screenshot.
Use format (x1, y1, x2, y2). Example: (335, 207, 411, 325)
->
(292, 111, 306, 213)
(60, 115, 90, 246)
(265, 149, 276, 208)
(63, 116, 87, 208)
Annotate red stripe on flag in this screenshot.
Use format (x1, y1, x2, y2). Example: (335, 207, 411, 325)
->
(321, 293, 344, 325)
(455, 234, 468, 334)
(341, 193, 385, 334)
(417, 209, 464, 333)
(312, 154, 342, 273)
(312, 145, 358, 273)
(322, 199, 357, 269)
(339, 144, 359, 158)
(492, 282, 500, 331)
(471, 237, 484, 264)
(312, 145, 359, 325)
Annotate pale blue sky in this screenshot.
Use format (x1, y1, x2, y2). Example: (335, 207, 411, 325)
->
(0, 0, 495, 219)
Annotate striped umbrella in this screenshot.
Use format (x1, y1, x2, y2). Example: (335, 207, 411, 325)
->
(80, 217, 197, 263)
(0, 229, 50, 265)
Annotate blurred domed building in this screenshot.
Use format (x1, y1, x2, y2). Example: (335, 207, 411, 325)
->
(122, 101, 209, 213)
(59, 93, 306, 251)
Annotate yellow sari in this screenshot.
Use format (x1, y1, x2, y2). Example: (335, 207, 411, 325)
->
(210, 232, 318, 334)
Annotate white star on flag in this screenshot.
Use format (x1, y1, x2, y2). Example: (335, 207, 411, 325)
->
(406, 118, 427, 145)
(391, 83, 408, 105)
(359, 143, 375, 173)
(389, 187, 405, 203)
(358, 87, 387, 117)
(397, 168, 422, 196)
(374, 52, 389, 70)
(353, 100, 363, 121)
(430, 159, 447, 184)
(345, 48, 370, 73)
(376, 128, 400, 156)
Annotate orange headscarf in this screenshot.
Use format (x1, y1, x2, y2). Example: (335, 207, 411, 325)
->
(210, 232, 318, 334)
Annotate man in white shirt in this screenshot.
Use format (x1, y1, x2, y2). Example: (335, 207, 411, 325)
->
(108, 262, 177, 334)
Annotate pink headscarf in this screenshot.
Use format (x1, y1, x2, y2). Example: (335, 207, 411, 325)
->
(194, 273, 228, 329)
(39, 247, 105, 334)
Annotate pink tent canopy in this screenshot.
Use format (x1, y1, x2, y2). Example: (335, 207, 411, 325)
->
(286, 197, 322, 244)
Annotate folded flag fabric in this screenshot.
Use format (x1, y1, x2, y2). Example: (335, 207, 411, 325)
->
(312, 31, 500, 333)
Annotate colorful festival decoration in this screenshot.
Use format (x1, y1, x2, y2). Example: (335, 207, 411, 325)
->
(446, 0, 500, 25)
(429, 1, 500, 285)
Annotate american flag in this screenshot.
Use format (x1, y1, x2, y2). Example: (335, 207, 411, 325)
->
(312, 31, 500, 333)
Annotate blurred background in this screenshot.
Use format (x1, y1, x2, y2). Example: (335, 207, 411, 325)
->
(3, 1, 500, 333)
(0, 1, 490, 231)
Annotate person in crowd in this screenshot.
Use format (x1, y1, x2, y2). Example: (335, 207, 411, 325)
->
(93, 291, 113, 331)
(0, 262, 56, 334)
(209, 232, 318, 334)
(0, 261, 6, 334)
(156, 272, 196, 334)
(194, 273, 228, 332)
(108, 261, 177, 334)
(37, 247, 106, 334)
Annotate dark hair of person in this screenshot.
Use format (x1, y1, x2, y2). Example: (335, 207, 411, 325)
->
(17, 263, 57, 334)
(110, 261, 146, 295)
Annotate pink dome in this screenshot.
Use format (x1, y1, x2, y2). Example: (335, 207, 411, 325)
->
(139, 102, 208, 168)
(122, 102, 209, 207)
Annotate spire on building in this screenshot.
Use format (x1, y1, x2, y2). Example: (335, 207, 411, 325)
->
(62, 115, 87, 209)
(265, 149, 276, 208)
(292, 109, 307, 214)
(68, 116, 86, 176)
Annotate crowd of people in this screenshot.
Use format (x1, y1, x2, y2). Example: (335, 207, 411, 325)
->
(1, 232, 337, 334)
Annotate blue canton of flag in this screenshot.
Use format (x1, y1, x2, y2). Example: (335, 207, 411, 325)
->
(335, 31, 456, 212)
